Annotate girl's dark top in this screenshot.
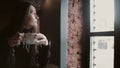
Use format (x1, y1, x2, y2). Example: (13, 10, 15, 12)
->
(0, 39, 50, 68)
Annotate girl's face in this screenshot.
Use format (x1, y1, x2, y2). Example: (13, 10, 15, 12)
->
(24, 5, 39, 30)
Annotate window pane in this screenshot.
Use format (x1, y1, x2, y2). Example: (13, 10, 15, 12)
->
(90, 0, 115, 32)
(90, 36, 114, 68)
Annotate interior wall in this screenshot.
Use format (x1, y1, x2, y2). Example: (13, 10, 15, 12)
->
(67, 0, 83, 68)
(40, 0, 60, 66)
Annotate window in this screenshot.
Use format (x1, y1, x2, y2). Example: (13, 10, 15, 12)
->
(90, 36, 114, 68)
(90, 0, 114, 32)
(89, 0, 115, 68)
(83, 0, 120, 68)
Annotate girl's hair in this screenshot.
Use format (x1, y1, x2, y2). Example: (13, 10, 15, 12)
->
(2, 2, 40, 38)
(15, 2, 31, 32)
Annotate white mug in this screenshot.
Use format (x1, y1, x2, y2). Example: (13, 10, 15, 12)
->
(23, 33, 36, 45)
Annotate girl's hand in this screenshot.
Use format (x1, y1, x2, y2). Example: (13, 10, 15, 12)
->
(8, 32, 24, 47)
(34, 33, 48, 46)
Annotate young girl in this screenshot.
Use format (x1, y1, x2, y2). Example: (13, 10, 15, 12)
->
(0, 2, 50, 68)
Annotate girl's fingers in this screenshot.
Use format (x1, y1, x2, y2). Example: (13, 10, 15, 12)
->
(17, 33, 24, 42)
(19, 33, 24, 38)
(34, 33, 48, 46)
(34, 33, 47, 40)
(8, 32, 24, 47)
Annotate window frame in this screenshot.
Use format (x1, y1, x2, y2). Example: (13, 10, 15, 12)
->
(82, 0, 120, 68)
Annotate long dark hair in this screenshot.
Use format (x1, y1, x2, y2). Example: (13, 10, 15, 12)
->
(14, 2, 31, 32)
(2, 2, 40, 38)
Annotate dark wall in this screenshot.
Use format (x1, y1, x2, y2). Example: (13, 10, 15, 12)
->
(0, 0, 60, 66)
(0, 1, 15, 33)
(40, 0, 60, 66)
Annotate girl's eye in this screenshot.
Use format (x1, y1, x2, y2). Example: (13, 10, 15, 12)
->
(32, 11, 36, 14)
(30, 10, 33, 14)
